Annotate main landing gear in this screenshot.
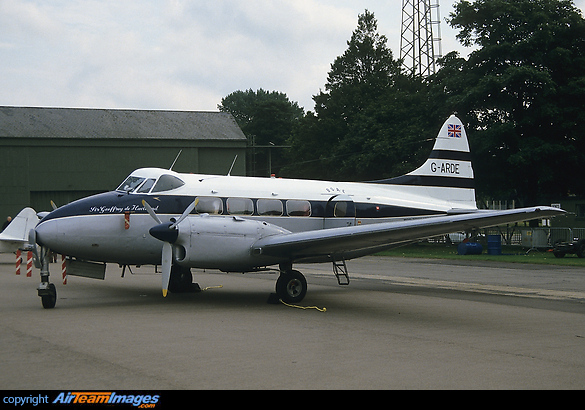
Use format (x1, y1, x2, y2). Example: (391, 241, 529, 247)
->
(275, 264, 307, 304)
(276, 270, 307, 303)
(168, 265, 201, 293)
(272, 259, 350, 305)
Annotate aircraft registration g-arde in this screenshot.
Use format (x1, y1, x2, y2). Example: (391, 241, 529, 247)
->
(8, 115, 563, 308)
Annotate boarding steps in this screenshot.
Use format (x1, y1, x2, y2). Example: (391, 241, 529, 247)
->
(332, 259, 350, 285)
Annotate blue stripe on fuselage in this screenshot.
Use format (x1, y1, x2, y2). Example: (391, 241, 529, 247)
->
(38, 191, 197, 225)
(38, 191, 445, 224)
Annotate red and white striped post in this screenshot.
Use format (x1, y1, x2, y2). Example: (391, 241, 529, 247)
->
(15, 249, 21, 275)
(61, 255, 67, 285)
(26, 251, 33, 277)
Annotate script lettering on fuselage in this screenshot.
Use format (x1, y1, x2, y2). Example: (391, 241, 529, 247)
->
(89, 204, 158, 214)
(430, 161, 460, 175)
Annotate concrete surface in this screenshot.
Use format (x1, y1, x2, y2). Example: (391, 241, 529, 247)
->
(1, 253, 584, 389)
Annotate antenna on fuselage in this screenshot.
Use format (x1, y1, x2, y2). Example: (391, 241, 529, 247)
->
(169, 150, 183, 171)
(227, 155, 238, 176)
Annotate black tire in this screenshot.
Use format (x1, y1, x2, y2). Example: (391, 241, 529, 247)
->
(276, 270, 307, 304)
(169, 266, 193, 293)
(41, 283, 57, 309)
(576, 239, 585, 258)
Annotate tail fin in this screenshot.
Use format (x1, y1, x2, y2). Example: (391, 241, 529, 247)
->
(0, 207, 39, 252)
(373, 115, 476, 209)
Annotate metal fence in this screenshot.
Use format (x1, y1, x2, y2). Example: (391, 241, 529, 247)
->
(430, 227, 585, 248)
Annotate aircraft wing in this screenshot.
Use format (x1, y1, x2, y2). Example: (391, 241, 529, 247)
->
(252, 206, 564, 262)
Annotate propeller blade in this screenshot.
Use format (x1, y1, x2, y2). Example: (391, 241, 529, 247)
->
(161, 242, 172, 297)
(170, 198, 198, 229)
(142, 200, 162, 224)
(50, 200, 57, 210)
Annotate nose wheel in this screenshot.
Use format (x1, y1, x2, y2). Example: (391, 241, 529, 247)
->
(276, 269, 307, 304)
(39, 282, 57, 309)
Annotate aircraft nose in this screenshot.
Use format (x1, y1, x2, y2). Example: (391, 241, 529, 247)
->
(34, 219, 56, 248)
(149, 222, 179, 243)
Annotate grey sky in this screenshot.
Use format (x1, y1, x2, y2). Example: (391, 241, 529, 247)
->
(1, 0, 583, 112)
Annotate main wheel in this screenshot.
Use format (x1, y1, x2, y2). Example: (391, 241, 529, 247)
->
(553, 250, 566, 258)
(576, 239, 585, 258)
(169, 265, 193, 293)
(276, 270, 307, 304)
(41, 283, 57, 309)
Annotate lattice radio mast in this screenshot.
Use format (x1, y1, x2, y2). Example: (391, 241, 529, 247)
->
(400, 0, 442, 76)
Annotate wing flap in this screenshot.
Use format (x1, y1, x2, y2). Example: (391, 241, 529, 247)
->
(252, 207, 564, 260)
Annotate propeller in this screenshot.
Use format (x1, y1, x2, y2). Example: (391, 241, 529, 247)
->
(143, 199, 162, 224)
(142, 198, 198, 297)
(161, 242, 172, 297)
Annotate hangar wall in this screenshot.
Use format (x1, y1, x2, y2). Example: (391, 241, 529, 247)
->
(0, 107, 247, 220)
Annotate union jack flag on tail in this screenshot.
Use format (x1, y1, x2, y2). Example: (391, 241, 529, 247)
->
(447, 123, 461, 138)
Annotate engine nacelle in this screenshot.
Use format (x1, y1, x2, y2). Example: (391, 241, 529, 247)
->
(172, 214, 288, 271)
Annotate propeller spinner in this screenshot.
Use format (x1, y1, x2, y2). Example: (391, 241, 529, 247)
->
(142, 198, 198, 297)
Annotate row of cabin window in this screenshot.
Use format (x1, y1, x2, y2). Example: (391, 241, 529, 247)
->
(195, 197, 311, 217)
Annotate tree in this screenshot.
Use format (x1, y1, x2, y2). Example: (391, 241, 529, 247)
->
(284, 10, 407, 180)
(315, 9, 401, 117)
(218, 89, 304, 176)
(440, 0, 585, 205)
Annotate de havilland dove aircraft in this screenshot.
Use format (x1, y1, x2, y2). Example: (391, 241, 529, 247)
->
(18, 115, 563, 308)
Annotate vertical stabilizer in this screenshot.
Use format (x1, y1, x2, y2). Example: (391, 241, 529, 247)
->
(372, 115, 476, 209)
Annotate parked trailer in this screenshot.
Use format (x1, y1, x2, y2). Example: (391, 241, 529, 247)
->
(553, 238, 585, 258)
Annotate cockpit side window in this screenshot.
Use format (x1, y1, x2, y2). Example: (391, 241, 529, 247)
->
(151, 174, 185, 193)
(137, 178, 156, 193)
(117, 176, 145, 193)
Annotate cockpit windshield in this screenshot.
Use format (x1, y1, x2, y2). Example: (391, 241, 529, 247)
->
(116, 174, 185, 194)
(117, 176, 145, 193)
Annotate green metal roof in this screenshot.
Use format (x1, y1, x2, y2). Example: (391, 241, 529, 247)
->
(0, 106, 246, 141)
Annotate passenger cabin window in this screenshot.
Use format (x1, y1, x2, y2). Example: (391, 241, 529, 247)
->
(334, 202, 349, 217)
(151, 174, 185, 193)
(257, 199, 283, 216)
(286, 200, 311, 216)
(196, 197, 223, 214)
(227, 198, 254, 215)
(117, 176, 145, 193)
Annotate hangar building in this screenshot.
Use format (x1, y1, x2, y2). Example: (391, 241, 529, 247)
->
(0, 106, 247, 220)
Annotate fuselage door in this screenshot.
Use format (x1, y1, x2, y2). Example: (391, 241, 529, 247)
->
(324, 195, 355, 229)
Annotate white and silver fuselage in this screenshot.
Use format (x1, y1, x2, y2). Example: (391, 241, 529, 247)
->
(34, 115, 477, 270)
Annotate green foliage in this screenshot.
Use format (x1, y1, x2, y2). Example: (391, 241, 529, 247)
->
(221, 2, 585, 205)
(283, 10, 428, 181)
(378, 242, 585, 267)
(218, 89, 303, 176)
(443, 0, 585, 204)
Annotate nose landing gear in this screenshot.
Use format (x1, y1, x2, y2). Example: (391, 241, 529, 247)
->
(35, 245, 57, 309)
